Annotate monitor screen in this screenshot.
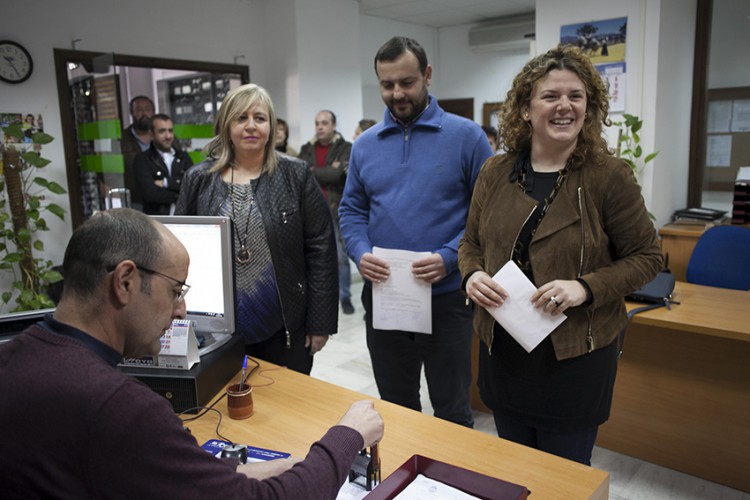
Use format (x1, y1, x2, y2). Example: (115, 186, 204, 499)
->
(151, 215, 235, 336)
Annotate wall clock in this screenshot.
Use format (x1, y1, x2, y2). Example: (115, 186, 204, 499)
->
(0, 40, 33, 84)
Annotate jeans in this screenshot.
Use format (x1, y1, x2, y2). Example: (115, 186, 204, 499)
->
(492, 412, 599, 466)
(362, 286, 474, 427)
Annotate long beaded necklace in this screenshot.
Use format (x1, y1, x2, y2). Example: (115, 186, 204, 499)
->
(512, 163, 569, 272)
(230, 166, 255, 265)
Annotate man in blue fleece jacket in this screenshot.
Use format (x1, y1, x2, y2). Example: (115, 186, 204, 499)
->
(339, 36, 494, 427)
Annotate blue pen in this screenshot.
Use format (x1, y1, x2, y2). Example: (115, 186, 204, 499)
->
(239, 355, 248, 390)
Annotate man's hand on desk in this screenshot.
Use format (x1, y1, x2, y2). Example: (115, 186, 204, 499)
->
(337, 400, 384, 448)
(237, 457, 303, 480)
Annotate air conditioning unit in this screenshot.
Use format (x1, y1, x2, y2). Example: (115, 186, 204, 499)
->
(469, 13, 535, 53)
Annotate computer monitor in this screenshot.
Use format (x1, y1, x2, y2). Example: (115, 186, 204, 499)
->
(151, 215, 236, 337)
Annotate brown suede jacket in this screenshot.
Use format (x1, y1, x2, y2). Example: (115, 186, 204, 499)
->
(458, 153, 662, 360)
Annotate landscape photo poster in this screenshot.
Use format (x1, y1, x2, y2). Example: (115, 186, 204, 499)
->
(560, 17, 628, 112)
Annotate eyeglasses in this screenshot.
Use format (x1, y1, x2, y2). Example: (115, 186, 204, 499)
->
(106, 263, 190, 302)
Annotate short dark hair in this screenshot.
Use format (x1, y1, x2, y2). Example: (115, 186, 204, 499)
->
(129, 95, 154, 114)
(150, 113, 172, 132)
(374, 36, 429, 75)
(62, 208, 164, 299)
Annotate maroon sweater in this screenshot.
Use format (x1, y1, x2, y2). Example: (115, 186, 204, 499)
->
(0, 321, 363, 499)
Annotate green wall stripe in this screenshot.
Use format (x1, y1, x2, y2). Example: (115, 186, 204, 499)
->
(174, 124, 214, 139)
(77, 120, 122, 141)
(188, 151, 208, 163)
(80, 154, 124, 173)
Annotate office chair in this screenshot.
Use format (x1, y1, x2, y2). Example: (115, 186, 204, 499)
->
(686, 225, 750, 290)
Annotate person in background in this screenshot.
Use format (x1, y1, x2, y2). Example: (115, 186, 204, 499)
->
(481, 125, 499, 154)
(121, 95, 155, 210)
(353, 118, 377, 141)
(133, 113, 193, 215)
(339, 36, 494, 427)
(0, 208, 384, 498)
(275, 117, 298, 156)
(458, 44, 662, 465)
(298, 110, 354, 315)
(176, 84, 338, 375)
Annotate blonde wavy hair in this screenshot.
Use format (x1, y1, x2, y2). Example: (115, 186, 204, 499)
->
(206, 83, 279, 174)
(498, 44, 613, 167)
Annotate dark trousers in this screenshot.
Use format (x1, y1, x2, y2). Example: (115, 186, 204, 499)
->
(245, 327, 313, 375)
(362, 286, 474, 427)
(492, 413, 599, 466)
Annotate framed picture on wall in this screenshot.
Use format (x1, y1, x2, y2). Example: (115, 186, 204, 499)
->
(483, 101, 502, 128)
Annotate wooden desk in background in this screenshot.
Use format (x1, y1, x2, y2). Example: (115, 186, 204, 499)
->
(598, 281, 750, 492)
(186, 360, 609, 499)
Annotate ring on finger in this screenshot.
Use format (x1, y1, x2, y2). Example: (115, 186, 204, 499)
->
(550, 296, 560, 308)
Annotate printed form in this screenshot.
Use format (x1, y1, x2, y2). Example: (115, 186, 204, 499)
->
(372, 247, 432, 334)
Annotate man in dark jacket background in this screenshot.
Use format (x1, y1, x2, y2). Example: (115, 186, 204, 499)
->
(133, 113, 193, 215)
(299, 110, 355, 314)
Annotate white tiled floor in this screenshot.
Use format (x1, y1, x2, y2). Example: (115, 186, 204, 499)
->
(311, 277, 749, 500)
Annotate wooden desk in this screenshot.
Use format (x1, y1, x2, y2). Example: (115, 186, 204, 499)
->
(186, 360, 609, 499)
(598, 281, 750, 492)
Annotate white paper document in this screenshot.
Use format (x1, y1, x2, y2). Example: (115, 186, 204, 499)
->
(393, 474, 479, 499)
(488, 261, 567, 352)
(372, 247, 432, 334)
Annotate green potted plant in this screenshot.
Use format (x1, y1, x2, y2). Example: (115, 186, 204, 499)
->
(614, 113, 658, 219)
(0, 124, 66, 312)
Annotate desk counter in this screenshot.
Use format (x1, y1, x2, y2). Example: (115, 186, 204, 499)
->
(187, 360, 609, 499)
(601, 281, 750, 492)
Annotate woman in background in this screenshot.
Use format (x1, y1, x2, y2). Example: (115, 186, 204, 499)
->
(274, 117, 298, 156)
(458, 45, 661, 465)
(176, 84, 337, 374)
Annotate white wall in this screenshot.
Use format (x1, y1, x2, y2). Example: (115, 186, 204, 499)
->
(437, 25, 530, 122)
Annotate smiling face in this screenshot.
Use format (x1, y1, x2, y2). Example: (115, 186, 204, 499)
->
(524, 68, 587, 153)
(229, 101, 271, 159)
(376, 50, 432, 124)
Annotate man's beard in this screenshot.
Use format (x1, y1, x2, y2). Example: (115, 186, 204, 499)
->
(134, 116, 151, 132)
(387, 90, 428, 125)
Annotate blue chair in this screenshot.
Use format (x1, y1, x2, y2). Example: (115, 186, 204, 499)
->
(686, 225, 750, 290)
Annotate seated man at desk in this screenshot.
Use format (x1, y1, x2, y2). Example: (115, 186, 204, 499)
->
(0, 208, 383, 499)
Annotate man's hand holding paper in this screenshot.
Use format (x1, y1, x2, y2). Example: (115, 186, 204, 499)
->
(371, 247, 432, 334)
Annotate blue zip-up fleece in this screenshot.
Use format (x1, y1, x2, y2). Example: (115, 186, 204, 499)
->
(339, 96, 494, 296)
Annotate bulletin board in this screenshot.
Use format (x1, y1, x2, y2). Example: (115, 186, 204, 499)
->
(703, 86, 750, 191)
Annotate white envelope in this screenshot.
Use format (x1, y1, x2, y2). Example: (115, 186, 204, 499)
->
(487, 261, 567, 352)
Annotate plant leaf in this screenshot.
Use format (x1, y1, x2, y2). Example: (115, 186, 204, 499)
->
(33, 240, 44, 251)
(47, 204, 67, 220)
(644, 151, 659, 163)
(31, 131, 54, 145)
(47, 182, 67, 195)
(1, 291, 11, 304)
(2, 124, 24, 140)
(21, 152, 51, 168)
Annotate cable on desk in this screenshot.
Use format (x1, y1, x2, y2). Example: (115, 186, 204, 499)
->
(178, 406, 234, 444)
